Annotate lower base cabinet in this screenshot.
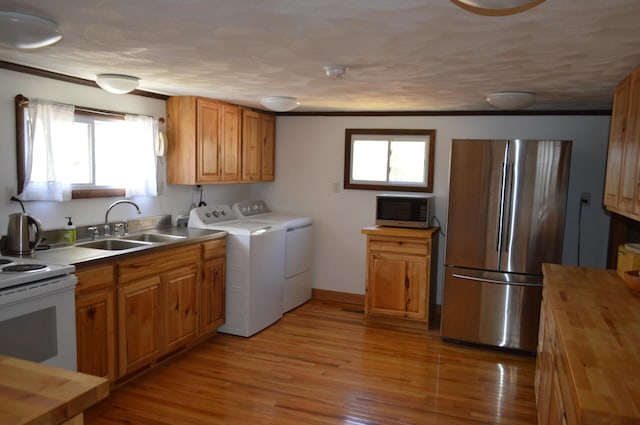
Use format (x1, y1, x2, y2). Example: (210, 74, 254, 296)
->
(75, 263, 117, 383)
(75, 237, 226, 385)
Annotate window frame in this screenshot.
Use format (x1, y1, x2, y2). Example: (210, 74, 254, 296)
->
(343, 128, 435, 192)
(15, 94, 131, 199)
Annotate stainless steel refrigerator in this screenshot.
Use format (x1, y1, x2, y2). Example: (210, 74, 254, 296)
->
(440, 139, 571, 353)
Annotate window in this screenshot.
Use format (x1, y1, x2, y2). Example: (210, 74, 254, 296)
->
(15, 95, 160, 201)
(344, 129, 435, 192)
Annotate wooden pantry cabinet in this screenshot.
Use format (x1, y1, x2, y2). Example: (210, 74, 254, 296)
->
(361, 226, 439, 326)
(166, 96, 276, 185)
(75, 237, 227, 385)
(603, 66, 640, 219)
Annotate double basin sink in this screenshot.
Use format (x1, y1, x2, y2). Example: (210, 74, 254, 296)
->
(76, 233, 186, 251)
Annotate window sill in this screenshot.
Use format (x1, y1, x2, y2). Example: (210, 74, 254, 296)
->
(72, 188, 125, 199)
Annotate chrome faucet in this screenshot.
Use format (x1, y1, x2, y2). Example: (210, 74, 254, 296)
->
(104, 200, 141, 236)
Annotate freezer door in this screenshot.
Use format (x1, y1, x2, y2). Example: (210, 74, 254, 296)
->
(500, 140, 571, 274)
(440, 267, 542, 352)
(445, 139, 507, 270)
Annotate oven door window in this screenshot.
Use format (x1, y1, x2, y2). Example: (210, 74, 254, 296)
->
(0, 306, 58, 362)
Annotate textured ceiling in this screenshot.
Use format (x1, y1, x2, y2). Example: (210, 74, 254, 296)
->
(1, 0, 639, 112)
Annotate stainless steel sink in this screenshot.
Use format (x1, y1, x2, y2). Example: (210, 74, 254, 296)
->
(76, 239, 152, 250)
(122, 233, 187, 243)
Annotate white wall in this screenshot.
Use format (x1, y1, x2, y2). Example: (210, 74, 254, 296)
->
(0, 68, 613, 305)
(0, 68, 250, 232)
(253, 114, 612, 303)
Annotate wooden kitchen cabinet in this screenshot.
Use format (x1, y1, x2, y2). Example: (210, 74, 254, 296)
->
(117, 275, 162, 377)
(603, 66, 640, 218)
(166, 96, 241, 184)
(241, 108, 275, 182)
(117, 244, 201, 377)
(200, 238, 227, 334)
(75, 237, 226, 384)
(361, 226, 439, 325)
(74, 262, 117, 383)
(536, 264, 640, 425)
(163, 264, 199, 353)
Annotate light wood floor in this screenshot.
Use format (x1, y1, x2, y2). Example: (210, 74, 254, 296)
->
(85, 300, 538, 425)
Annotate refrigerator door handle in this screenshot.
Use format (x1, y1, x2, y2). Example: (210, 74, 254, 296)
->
(503, 162, 514, 252)
(452, 273, 543, 288)
(496, 160, 508, 254)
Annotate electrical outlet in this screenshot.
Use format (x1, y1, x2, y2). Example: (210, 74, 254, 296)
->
(5, 185, 16, 203)
(580, 192, 591, 206)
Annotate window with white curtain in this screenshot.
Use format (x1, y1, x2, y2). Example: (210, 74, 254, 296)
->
(17, 96, 160, 201)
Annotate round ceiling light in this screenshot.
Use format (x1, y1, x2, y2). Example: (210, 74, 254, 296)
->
(323, 65, 349, 79)
(96, 74, 139, 94)
(0, 10, 63, 49)
(450, 0, 546, 16)
(486, 91, 535, 109)
(261, 96, 300, 112)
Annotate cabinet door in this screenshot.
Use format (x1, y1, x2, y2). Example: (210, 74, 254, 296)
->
(196, 98, 223, 182)
(220, 104, 241, 181)
(200, 258, 226, 335)
(118, 276, 162, 377)
(619, 70, 640, 213)
(603, 76, 630, 209)
(75, 289, 116, 382)
(163, 264, 199, 353)
(241, 109, 261, 181)
(260, 113, 275, 181)
(367, 251, 427, 320)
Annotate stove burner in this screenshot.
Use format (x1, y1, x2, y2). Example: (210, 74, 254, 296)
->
(2, 264, 47, 272)
(0, 259, 13, 266)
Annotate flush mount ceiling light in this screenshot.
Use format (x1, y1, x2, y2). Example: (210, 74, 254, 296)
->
(324, 65, 349, 79)
(486, 91, 536, 109)
(261, 96, 300, 112)
(450, 0, 546, 16)
(96, 74, 139, 94)
(0, 10, 63, 49)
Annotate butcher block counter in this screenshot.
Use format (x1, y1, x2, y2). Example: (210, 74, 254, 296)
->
(538, 264, 640, 425)
(0, 355, 109, 425)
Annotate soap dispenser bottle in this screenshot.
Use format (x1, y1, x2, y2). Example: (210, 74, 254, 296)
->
(64, 216, 76, 244)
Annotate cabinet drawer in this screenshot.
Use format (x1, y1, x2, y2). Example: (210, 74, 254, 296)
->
(118, 244, 201, 284)
(75, 263, 114, 293)
(368, 236, 430, 255)
(202, 238, 227, 260)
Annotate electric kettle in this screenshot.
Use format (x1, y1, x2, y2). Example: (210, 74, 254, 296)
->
(5, 213, 43, 255)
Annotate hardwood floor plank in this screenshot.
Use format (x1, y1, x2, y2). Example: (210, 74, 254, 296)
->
(85, 300, 537, 424)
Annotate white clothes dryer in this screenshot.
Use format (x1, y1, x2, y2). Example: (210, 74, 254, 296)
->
(189, 204, 285, 337)
(233, 200, 313, 313)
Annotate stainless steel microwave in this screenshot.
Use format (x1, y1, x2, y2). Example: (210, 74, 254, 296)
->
(375, 194, 434, 229)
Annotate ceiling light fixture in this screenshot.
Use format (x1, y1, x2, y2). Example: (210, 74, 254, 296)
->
(260, 96, 300, 112)
(96, 74, 139, 94)
(486, 91, 535, 109)
(450, 0, 546, 16)
(0, 10, 63, 49)
(324, 65, 349, 79)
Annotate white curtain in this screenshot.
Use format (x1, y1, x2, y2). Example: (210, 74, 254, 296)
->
(19, 99, 75, 201)
(123, 114, 158, 197)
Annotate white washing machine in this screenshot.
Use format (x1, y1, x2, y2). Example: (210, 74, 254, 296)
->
(233, 200, 312, 313)
(188, 204, 285, 337)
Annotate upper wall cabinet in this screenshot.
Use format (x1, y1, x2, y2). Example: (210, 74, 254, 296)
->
(166, 97, 275, 185)
(241, 108, 275, 182)
(604, 67, 640, 219)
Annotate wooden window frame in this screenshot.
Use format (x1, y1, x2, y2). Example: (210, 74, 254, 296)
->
(344, 128, 435, 193)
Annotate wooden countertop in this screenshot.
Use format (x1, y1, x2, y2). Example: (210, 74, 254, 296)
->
(361, 225, 439, 238)
(0, 356, 109, 425)
(542, 264, 640, 423)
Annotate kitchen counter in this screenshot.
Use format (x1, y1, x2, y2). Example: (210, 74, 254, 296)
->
(0, 355, 109, 425)
(541, 263, 640, 423)
(28, 227, 226, 266)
